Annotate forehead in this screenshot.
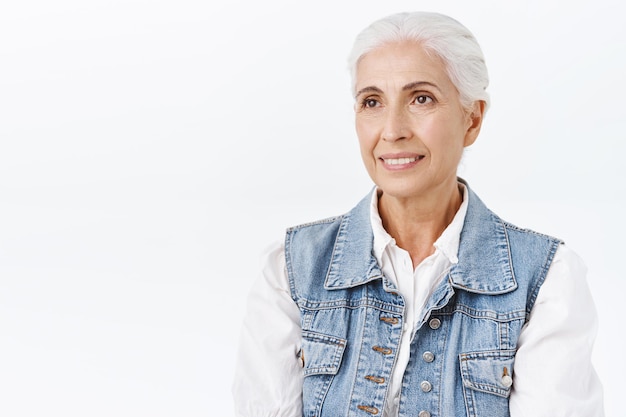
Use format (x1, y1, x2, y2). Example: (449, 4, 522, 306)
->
(355, 41, 452, 93)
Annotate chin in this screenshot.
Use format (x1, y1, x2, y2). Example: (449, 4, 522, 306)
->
(376, 181, 425, 200)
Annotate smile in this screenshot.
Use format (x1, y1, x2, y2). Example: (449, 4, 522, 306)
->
(378, 154, 425, 171)
(383, 157, 418, 165)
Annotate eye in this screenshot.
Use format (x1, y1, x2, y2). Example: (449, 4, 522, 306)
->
(361, 98, 380, 108)
(414, 95, 433, 105)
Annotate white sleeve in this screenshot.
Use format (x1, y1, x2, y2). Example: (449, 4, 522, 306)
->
(232, 240, 303, 417)
(509, 244, 604, 417)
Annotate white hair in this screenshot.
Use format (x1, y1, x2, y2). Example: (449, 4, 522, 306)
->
(348, 11, 490, 111)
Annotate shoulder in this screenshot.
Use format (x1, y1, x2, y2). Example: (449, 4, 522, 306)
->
(286, 213, 344, 234)
(541, 244, 588, 292)
(457, 186, 564, 304)
(285, 213, 345, 250)
(283, 213, 346, 281)
(463, 185, 562, 250)
(499, 218, 563, 271)
(500, 217, 561, 245)
(285, 191, 373, 249)
(461, 187, 562, 271)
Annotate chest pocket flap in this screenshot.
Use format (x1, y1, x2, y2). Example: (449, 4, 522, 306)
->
(301, 330, 347, 377)
(459, 350, 515, 398)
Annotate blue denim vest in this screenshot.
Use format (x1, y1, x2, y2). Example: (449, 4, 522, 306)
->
(285, 185, 561, 417)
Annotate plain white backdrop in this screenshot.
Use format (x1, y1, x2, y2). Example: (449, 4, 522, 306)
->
(1, 0, 623, 415)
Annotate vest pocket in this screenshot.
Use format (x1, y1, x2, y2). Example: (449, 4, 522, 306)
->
(459, 350, 515, 416)
(301, 330, 347, 376)
(301, 331, 347, 417)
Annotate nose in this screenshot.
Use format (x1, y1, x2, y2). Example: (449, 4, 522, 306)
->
(382, 106, 410, 142)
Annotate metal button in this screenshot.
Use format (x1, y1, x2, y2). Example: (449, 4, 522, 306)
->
(357, 405, 379, 415)
(422, 351, 435, 363)
(365, 375, 385, 384)
(420, 380, 432, 392)
(418, 411, 431, 417)
(380, 316, 399, 325)
(429, 318, 441, 330)
(372, 345, 392, 355)
(502, 366, 513, 388)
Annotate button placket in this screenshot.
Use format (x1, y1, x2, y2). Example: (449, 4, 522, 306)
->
(418, 322, 437, 417)
(359, 314, 398, 416)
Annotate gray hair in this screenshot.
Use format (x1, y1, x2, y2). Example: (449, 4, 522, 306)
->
(348, 11, 490, 111)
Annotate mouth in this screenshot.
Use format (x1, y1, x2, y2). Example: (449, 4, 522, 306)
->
(379, 153, 425, 169)
(382, 156, 420, 165)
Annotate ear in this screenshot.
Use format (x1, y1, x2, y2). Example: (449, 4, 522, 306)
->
(463, 100, 486, 147)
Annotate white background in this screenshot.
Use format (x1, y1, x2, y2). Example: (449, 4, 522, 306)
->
(1, 0, 623, 415)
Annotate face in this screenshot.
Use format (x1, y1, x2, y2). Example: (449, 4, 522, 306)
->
(354, 41, 483, 201)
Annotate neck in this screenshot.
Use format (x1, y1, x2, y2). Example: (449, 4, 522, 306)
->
(378, 181, 462, 267)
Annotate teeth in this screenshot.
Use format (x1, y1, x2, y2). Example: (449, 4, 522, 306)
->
(384, 157, 417, 165)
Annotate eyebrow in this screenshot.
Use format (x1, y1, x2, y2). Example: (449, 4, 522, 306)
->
(354, 81, 440, 98)
(354, 86, 383, 98)
(402, 81, 440, 92)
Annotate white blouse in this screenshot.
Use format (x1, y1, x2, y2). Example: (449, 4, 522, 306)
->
(233, 187, 604, 417)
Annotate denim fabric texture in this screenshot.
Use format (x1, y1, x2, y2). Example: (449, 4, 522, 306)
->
(284, 184, 561, 417)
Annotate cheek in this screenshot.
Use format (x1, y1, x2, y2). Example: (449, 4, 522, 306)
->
(355, 122, 377, 152)
(357, 138, 375, 166)
(421, 117, 465, 150)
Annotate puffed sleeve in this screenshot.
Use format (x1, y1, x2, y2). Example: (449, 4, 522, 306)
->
(232, 240, 303, 417)
(509, 244, 604, 416)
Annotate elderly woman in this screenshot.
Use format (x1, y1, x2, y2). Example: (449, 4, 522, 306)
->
(233, 11, 603, 417)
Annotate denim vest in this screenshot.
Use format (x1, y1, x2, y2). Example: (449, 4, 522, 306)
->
(284, 185, 561, 417)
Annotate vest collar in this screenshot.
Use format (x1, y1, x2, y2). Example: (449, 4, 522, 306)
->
(323, 190, 388, 290)
(323, 181, 517, 295)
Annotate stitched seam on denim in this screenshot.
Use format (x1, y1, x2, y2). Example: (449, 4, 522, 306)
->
(325, 274, 385, 290)
(301, 310, 315, 331)
(461, 374, 474, 417)
(434, 315, 449, 415)
(499, 321, 507, 350)
(301, 331, 346, 377)
(347, 285, 370, 417)
(442, 303, 525, 322)
(526, 238, 561, 321)
(284, 229, 300, 304)
(324, 210, 351, 287)
(502, 220, 562, 241)
(286, 215, 343, 231)
(501, 218, 517, 291)
(297, 297, 404, 314)
(463, 383, 510, 398)
(460, 349, 516, 359)
(459, 350, 515, 398)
